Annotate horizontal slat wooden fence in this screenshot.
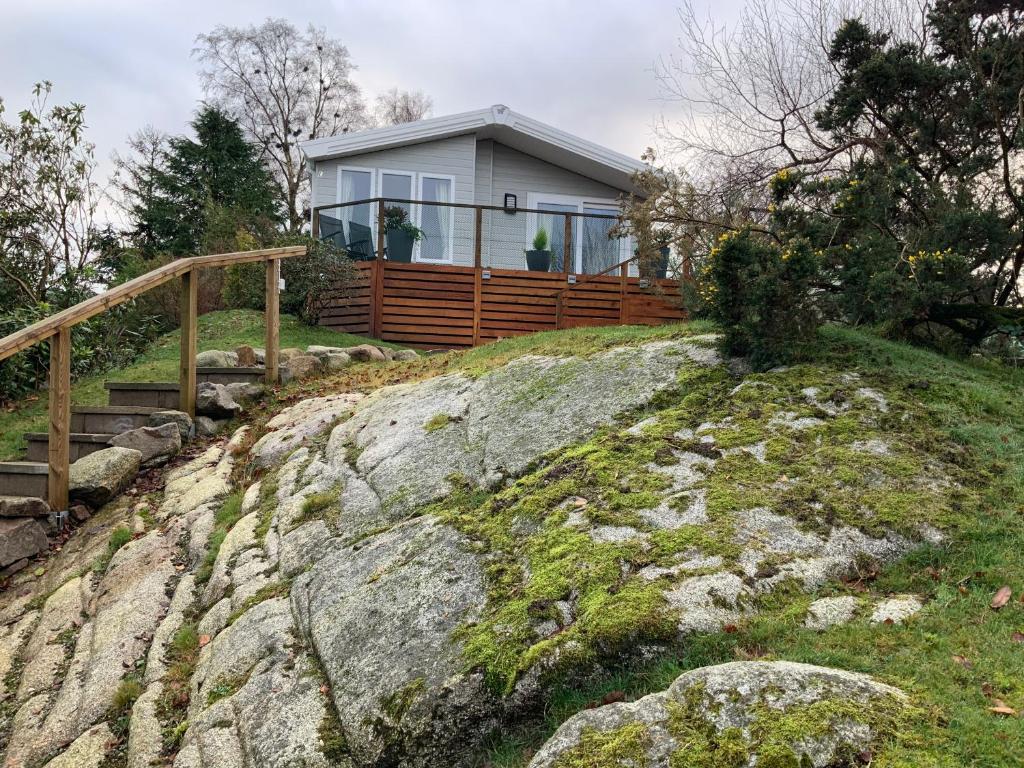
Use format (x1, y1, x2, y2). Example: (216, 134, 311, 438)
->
(320, 260, 685, 348)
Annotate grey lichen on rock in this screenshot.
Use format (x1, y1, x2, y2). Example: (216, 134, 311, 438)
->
(528, 661, 915, 768)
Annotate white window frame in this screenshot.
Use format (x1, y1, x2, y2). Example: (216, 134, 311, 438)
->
(525, 192, 631, 273)
(415, 173, 457, 264)
(334, 165, 377, 243)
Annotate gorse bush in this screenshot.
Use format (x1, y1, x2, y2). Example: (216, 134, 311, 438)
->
(702, 230, 821, 369)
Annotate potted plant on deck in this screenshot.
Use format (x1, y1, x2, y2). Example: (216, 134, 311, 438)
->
(383, 206, 423, 263)
(525, 227, 552, 272)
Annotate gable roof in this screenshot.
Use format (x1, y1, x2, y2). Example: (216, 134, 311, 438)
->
(300, 105, 647, 194)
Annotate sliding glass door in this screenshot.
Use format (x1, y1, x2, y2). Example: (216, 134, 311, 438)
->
(536, 203, 577, 272)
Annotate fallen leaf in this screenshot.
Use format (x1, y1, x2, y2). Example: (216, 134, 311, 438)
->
(573, 497, 588, 507)
(982, 682, 995, 697)
(198, 634, 211, 648)
(723, 624, 739, 633)
(601, 690, 626, 705)
(991, 586, 1012, 609)
(952, 655, 973, 669)
(1012, 632, 1024, 644)
(989, 699, 1017, 716)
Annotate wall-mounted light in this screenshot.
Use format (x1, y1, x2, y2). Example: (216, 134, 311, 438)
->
(567, 275, 577, 285)
(503, 193, 517, 213)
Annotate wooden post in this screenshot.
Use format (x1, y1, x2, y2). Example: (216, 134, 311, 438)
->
(311, 208, 320, 240)
(619, 262, 629, 324)
(47, 327, 70, 511)
(473, 207, 483, 346)
(265, 257, 280, 383)
(371, 200, 386, 339)
(563, 214, 572, 277)
(179, 268, 198, 416)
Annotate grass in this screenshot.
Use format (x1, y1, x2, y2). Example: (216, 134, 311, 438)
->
(0, 309, 383, 460)
(477, 325, 1024, 767)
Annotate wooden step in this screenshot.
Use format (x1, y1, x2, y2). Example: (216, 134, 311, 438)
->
(24, 433, 114, 463)
(0, 462, 48, 499)
(70, 406, 157, 434)
(105, 367, 266, 407)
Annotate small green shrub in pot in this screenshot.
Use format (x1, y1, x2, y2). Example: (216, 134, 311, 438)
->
(525, 227, 552, 272)
(383, 206, 423, 263)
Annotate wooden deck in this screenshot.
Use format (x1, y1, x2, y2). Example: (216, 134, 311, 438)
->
(319, 261, 686, 348)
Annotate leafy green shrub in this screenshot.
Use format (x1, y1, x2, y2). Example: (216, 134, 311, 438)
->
(222, 235, 356, 326)
(532, 227, 549, 251)
(0, 298, 164, 405)
(702, 230, 821, 369)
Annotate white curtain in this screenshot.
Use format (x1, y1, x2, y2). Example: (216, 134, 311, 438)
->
(420, 177, 452, 261)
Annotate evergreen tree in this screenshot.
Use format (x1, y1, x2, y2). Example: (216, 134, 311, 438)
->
(134, 105, 280, 256)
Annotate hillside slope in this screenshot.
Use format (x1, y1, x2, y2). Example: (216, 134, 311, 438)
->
(0, 323, 1020, 768)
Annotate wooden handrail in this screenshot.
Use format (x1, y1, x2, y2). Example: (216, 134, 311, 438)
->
(0, 244, 306, 511)
(0, 246, 305, 362)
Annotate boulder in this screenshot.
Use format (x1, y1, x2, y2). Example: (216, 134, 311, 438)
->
(224, 382, 264, 403)
(0, 496, 50, 519)
(324, 352, 351, 371)
(195, 349, 238, 368)
(109, 423, 182, 467)
(235, 344, 257, 367)
(252, 347, 266, 365)
(194, 416, 221, 438)
(279, 347, 303, 362)
(394, 349, 420, 362)
(346, 344, 387, 363)
(528, 661, 910, 768)
(0, 518, 48, 567)
(148, 410, 194, 442)
(280, 354, 321, 383)
(68, 447, 142, 507)
(305, 345, 345, 358)
(195, 382, 242, 418)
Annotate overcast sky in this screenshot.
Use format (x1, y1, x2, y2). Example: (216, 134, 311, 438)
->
(0, 0, 744, 203)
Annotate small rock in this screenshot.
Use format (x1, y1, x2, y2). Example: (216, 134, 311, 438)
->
(0, 518, 48, 568)
(0, 495, 50, 518)
(109, 423, 182, 467)
(69, 504, 91, 523)
(805, 596, 859, 630)
(194, 416, 221, 437)
(324, 352, 351, 371)
(347, 344, 387, 363)
(279, 347, 303, 362)
(0, 558, 29, 578)
(224, 382, 265, 403)
(280, 354, 321, 383)
(393, 349, 419, 362)
(195, 382, 243, 418)
(870, 595, 923, 625)
(68, 446, 142, 507)
(252, 347, 266, 365)
(235, 344, 258, 367)
(195, 349, 238, 368)
(148, 410, 194, 442)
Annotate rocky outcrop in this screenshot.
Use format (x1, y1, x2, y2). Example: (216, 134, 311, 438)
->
(0, 336, 961, 768)
(292, 517, 491, 766)
(528, 661, 911, 767)
(109, 422, 182, 467)
(68, 446, 142, 506)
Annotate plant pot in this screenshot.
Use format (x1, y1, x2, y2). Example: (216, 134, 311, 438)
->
(525, 249, 552, 272)
(386, 230, 415, 263)
(656, 246, 670, 280)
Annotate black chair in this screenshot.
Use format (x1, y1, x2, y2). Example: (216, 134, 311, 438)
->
(347, 222, 376, 261)
(318, 214, 376, 260)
